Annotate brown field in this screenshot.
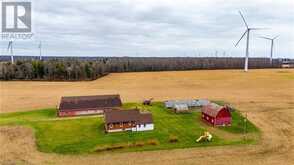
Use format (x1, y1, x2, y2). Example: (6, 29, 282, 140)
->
(1, 69, 294, 165)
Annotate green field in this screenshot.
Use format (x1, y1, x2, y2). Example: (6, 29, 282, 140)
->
(0, 102, 260, 154)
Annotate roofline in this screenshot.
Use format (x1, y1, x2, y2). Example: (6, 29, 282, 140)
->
(61, 94, 121, 99)
(59, 107, 121, 111)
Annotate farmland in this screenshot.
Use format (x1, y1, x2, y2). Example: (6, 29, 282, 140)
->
(0, 102, 259, 154)
(0, 69, 294, 165)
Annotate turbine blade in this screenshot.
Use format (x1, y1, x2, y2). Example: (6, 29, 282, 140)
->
(239, 11, 249, 29)
(7, 41, 12, 51)
(250, 27, 269, 30)
(235, 30, 247, 47)
(273, 35, 279, 40)
(259, 36, 271, 40)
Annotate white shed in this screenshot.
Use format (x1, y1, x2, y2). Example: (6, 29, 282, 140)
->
(174, 103, 189, 113)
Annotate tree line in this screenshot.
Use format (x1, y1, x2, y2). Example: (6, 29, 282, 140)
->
(0, 57, 282, 81)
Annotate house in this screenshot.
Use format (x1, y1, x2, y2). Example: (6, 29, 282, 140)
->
(201, 103, 231, 126)
(58, 95, 122, 117)
(104, 109, 154, 133)
(164, 99, 210, 110)
(281, 59, 294, 68)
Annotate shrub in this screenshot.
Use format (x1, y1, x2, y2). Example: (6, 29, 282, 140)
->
(134, 141, 145, 147)
(147, 139, 159, 146)
(95, 143, 127, 152)
(169, 135, 179, 143)
(107, 144, 126, 150)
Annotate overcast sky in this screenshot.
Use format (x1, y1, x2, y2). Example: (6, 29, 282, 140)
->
(0, 0, 294, 58)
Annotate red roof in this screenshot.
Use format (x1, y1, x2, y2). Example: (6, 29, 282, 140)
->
(201, 103, 227, 117)
(59, 95, 122, 111)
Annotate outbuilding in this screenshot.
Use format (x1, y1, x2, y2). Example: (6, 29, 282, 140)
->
(165, 99, 210, 109)
(201, 103, 231, 126)
(173, 103, 189, 113)
(58, 94, 122, 117)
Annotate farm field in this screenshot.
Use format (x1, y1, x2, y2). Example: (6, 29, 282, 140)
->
(0, 69, 294, 165)
(0, 102, 259, 154)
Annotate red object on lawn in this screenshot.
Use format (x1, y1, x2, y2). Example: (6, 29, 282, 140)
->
(201, 103, 231, 126)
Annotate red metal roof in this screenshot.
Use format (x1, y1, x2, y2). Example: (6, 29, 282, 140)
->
(59, 95, 122, 111)
(201, 103, 226, 117)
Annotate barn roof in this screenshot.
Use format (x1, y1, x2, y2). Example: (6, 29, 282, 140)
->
(105, 109, 153, 124)
(59, 94, 122, 111)
(201, 103, 226, 117)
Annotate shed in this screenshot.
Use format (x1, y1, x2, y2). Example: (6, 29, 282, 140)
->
(201, 103, 231, 126)
(196, 99, 210, 106)
(58, 94, 122, 117)
(164, 99, 210, 109)
(173, 103, 189, 113)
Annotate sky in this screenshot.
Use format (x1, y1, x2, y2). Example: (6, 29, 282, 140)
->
(0, 0, 294, 58)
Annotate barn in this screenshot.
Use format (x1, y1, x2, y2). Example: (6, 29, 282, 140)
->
(58, 94, 122, 117)
(104, 109, 154, 133)
(201, 103, 231, 126)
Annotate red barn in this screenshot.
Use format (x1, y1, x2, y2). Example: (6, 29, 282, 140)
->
(201, 103, 231, 126)
(58, 95, 122, 117)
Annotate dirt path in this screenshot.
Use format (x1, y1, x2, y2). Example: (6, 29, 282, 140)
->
(0, 69, 293, 165)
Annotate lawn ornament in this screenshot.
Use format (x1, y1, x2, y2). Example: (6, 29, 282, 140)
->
(196, 131, 212, 143)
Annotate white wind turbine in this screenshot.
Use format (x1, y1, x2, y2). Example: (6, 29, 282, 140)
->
(7, 41, 14, 64)
(259, 35, 279, 64)
(235, 11, 266, 72)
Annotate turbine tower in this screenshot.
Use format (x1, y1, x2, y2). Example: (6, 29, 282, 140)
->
(260, 35, 279, 64)
(235, 11, 265, 72)
(39, 41, 42, 60)
(7, 41, 14, 64)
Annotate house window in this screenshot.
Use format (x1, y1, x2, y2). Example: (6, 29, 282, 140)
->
(109, 124, 113, 128)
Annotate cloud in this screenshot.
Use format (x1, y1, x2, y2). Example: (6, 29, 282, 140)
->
(0, 0, 293, 58)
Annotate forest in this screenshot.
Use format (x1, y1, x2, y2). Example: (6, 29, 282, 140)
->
(0, 57, 282, 81)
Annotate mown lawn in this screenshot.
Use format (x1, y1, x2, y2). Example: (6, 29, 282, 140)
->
(0, 102, 260, 154)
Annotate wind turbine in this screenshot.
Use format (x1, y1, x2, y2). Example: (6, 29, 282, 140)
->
(235, 11, 266, 72)
(259, 35, 279, 64)
(215, 50, 218, 58)
(38, 41, 42, 60)
(223, 51, 226, 57)
(7, 41, 14, 64)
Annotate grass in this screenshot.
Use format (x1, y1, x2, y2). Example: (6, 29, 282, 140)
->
(0, 102, 260, 154)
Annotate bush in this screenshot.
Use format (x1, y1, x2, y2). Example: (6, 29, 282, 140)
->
(169, 135, 179, 143)
(134, 141, 145, 147)
(147, 139, 159, 145)
(95, 143, 127, 152)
